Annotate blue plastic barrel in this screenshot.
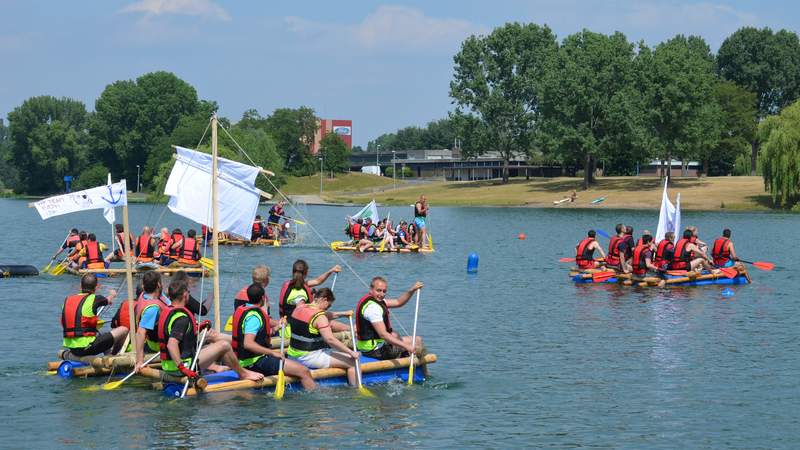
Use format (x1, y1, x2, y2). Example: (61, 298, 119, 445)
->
(467, 253, 479, 273)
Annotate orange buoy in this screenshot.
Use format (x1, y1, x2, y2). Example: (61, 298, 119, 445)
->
(518, 233, 526, 240)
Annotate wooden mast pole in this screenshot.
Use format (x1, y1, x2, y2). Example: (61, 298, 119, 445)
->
(211, 115, 221, 332)
(122, 198, 137, 345)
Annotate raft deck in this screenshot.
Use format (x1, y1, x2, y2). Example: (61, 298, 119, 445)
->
(570, 266, 751, 286)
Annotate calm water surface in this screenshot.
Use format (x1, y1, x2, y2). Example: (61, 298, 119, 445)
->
(0, 199, 798, 449)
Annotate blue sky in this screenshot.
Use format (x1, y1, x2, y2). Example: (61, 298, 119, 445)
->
(1, 0, 797, 147)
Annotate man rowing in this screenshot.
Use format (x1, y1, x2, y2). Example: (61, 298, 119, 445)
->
(672, 229, 716, 273)
(81, 233, 108, 270)
(355, 277, 423, 360)
(267, 200, 286, 238)
(712, 229, 741, 269)
(232, 283, 316, 389)
(158, 279, 263, 382)
(50, 228, 81, 261)
(61, 274, 128, 358)
(575, 230, 606, 269)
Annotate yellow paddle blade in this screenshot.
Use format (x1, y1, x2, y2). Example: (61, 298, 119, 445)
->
(223, 316, 233, 332)
(427, 234, 434, 251)
(358, 385, 375, 397)
(378, 238, 386, 252)
(50, 263, 66, 276)
(101, 380, 124, 391)
(81, 385, 103, 392)
(42, 261, 53, 272)
(97, 319, 106, 328)
(274, 370, 285, 399)
(199, 257, 215, 270)
(330, 241, 344, 251)
(408, 363, 415, 385)
(273, 239, 280, 247)
(293, 219, 306, 225)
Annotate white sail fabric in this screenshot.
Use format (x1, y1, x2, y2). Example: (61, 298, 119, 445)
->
(103, 173, 116, 225)
(655, 178, 681, 242)
(34, 180, 128, 220)
(164, 146, 260, 238)
(351, 200, 379, 222)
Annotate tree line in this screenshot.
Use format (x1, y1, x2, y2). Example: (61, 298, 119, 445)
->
(368, 25, 800, 192)
(0, 71, 350, 195)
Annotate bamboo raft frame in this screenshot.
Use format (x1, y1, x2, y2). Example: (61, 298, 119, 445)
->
(569, 266, 751, 286)
(63, 266, 210, 277)
(331, 242, 434, 254)
(203, 238, 295, 247)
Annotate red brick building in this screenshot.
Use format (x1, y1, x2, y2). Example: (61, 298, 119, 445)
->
(311, 119, 352, 155)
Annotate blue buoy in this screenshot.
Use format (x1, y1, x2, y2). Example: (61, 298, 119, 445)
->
(722, 288, 734, 297)
(467, 253, 479, 273)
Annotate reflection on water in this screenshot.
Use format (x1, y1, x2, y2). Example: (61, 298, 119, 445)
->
(0, 200, 798, 448)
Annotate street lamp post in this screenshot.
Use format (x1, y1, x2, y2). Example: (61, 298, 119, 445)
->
(136, 165, 140, 193)
(319, 156, 323, 197)
(376, 144, 380, 175)
(392, 150, 396, 189)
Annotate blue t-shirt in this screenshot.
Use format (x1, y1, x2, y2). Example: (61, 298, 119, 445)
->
(243, 314, 263, 335)
(139, 294, 171, 330)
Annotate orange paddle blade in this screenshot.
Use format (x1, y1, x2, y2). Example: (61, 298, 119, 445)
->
(666, 270, 688, 276)
(719, 267, 739, 279)
(752, 261, 774, 271)
(592, 271, 617, 282)
(559, 257, 576, 263)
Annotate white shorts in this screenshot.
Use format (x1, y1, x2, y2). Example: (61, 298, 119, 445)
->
(294, 349, 351, 369)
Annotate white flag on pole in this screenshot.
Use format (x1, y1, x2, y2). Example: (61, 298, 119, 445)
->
(164, 146, 261, 238)
(351, 200, 379, 222)
(655, 178, 681, 242)
(103, 173, 116, 225)
(34, 180, 128, 220)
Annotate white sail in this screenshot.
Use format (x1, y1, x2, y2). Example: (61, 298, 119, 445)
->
(655, 178, 680, 242)
(34, 180, 128, 220)
(103, 173, 116, 225)
(164, 146, 261, 238)
(350, 200, 379, 222)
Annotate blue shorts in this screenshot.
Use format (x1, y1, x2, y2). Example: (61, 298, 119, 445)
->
(719, 260, 734, 268)
(247, 355, 282, 376)
(414, 217, 426, 229)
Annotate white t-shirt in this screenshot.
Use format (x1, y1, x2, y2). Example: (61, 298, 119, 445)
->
(363, 302, 384, 324)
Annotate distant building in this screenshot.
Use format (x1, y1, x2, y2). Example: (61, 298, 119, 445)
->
(312, 119, 352, 155)
(638, 160, 700, 177)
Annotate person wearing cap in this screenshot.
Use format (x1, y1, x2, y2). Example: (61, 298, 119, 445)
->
(575, 230, 606, 269)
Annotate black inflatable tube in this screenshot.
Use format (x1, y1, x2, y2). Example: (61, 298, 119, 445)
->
(0, 265, 39, 278)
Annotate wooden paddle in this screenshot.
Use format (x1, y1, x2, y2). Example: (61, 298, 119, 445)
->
(277, 215, 306, 225)
(102, 353, 159, 390)
(408, 289, 421, 386)
(43, 231, 72, 272)
(347, 314, 373, 397)
(274, 321, 286, 399)
(739, 260, 774, 271)
(199, 257, 215, 270)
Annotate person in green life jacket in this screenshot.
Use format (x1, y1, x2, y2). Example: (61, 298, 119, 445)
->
(355, 277, 423, 360)
(231, 283, 316, 390)
(158, 279, 263, 382)
(61, 273, 128, 358)
(134, 271, 171, 372)
(287, 288, 360, 386)
(278, 260, 342, 338)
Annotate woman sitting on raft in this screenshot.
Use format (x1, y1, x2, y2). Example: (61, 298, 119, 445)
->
(287, 288, 361, 386)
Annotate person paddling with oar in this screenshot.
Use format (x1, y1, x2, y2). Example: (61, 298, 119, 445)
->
(157, 279, 263, 383)
(575, 230, 606, 270)
(355, 277, 423, 360)
(45, 229, 80, 271)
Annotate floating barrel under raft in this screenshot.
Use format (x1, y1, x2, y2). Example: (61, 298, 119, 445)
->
(0, 265, 39, 278)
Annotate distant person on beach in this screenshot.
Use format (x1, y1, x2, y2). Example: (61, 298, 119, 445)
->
(575, 230, 606, 269)
(414, 195, 429, 248)
(61, 274, 127, 358)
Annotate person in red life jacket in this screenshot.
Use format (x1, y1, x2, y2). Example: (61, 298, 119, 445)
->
(672, 229, 716, 273)
(357, 218, 381, 252)
(167, 228, 184, 263)
(267, 200, 286, 238)
(396, 221, 412, 248)
(61, 274, 128, 358)
(170, 271, 210, 317)
(687, 225, 709, 256)
(154, 228, 172, 266)
(605, 224, 630, 273)
(346, 218, 365, 244)
(654, 231, 675, 270)
(279, 260, 342, 322)
(251, 215, 265, 242)
(177, 229, 202, 266)
(68, 231, 89, 268)
(575, 230, 606, 270)
(81, 234, 109, 270)
(159, 279, 264, 382)
(712, 228, 741, 268)
(287, 288, 360, 385)
(135, 226, 156, 263)
(355, 277, 423, 360)
(232, 284, 316, 389)
(623, 226, 635, 261)
(51, 228, 81, 261)
(631, 232, 660, 277)
(231, 265, 280, 334)
(133, 271, 171, 372)
(107, 223, 135, 263)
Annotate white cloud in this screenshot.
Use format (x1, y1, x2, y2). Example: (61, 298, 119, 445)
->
(121, 0, 231, 22)
(624, 2, 757, 33)
(285, 5, 487, 53)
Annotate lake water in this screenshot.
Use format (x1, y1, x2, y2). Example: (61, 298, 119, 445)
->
(0, 199, 798, 449)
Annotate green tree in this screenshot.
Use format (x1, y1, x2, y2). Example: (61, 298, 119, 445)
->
(450, 23, 559, 183)
(74, 163, 111, 191)
(319, 132, 350, 173)
(538, 30, 645, 188)
(265, 107, 318, 175)
(7, 96, 89, 194)
(706, 80, 758, 175)
(88, 71, 201, 184)
(758, 100, 800, 207)
(0, 119, 19, 191)
(717, 27, 800, 174)
(639, 35, 719, 178)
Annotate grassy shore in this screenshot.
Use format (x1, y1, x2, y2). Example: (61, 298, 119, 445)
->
(283, 172, 403, 195)
(326, 176, 775, 211)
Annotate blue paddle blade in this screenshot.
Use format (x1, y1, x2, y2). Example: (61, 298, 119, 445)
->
(596, 229, 610, 239)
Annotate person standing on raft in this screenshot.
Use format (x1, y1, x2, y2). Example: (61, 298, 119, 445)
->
(355, 277, 423, 360)
(414, 195, 429, 249)
(287, 288, 360, 386)
(158, 279, 263, 382)
(575, 230, 606, 269)
(233, 284, 316, 389)
(712, 229, 742, 269)
(61, 274, 128, 358)
(267, 200, 286, 238)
